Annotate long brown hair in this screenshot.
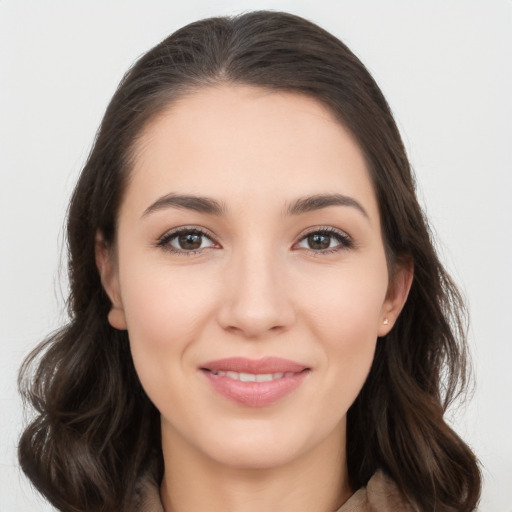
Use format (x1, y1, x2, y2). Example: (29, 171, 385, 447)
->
(19, 11, 481, 511)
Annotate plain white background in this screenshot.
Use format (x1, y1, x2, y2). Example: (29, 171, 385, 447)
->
(1, 1, 511, 510)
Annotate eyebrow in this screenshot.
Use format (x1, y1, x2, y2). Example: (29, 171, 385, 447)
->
(142, 192, 368, 219)
(285, 193, 369, 219)
(142, 193, 227, 217)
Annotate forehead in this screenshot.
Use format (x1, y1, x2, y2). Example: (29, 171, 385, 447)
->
(124, 85, 379, 221)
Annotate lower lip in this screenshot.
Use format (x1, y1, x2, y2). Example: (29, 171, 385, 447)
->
(202, 370, 309, 407)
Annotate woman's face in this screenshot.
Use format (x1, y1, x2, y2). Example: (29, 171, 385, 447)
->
(98, 85, 409, 470)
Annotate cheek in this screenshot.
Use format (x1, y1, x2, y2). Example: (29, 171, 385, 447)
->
(118, 261, 217, 393)
(121, 261, 216, 340)
(301, 259, 388, 340)
(299, 262, 388, 399)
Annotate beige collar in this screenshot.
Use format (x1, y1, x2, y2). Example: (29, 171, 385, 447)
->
(135, 470, 413, 512)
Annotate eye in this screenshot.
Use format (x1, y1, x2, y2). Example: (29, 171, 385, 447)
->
(296, 228, 353, 253)
(157, 228, 217, 255)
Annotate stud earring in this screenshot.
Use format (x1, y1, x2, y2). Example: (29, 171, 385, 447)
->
(383, 317, 389, 325)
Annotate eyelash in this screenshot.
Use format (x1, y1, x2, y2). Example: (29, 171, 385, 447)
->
(156, 226, 354, 256)
(296, 227, 353, 254)
(156, 227, 217, 256)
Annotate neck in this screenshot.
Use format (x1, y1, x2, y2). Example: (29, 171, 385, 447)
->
(159, 422, 352, 512)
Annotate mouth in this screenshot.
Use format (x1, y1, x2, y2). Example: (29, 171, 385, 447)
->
(200, 357, 310, 407)
(205, 370, 300, 382)
(200, 356, 309, 374)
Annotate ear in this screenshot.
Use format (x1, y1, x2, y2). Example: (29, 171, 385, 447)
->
(95, 231, 127, 330)
(377, 259, 414, 337)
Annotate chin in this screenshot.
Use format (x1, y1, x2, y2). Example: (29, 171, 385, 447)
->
(195, 419, 329, 471)
(209, 440, 304, 470)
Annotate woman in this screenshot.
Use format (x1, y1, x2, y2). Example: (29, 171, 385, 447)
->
(18, 11, 481, 512)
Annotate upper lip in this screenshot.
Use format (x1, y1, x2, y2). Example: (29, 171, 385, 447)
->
(201, 357, 309, 374)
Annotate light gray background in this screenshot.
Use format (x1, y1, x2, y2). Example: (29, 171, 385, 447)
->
(1, 1, 511, 510)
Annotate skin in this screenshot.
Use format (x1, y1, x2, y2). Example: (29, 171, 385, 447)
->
(97, 85, 412, 512)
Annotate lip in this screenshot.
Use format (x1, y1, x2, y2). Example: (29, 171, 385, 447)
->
(200, 357, 310, 407)
(201, 356, 308, 374)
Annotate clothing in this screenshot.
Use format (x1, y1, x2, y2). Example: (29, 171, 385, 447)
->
(335, 471, 415, 511)
(134, 470, 414, 511)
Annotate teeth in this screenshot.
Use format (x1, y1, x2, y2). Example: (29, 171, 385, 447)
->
(255, 374, 273, 382)
(210, 371, 291, 382)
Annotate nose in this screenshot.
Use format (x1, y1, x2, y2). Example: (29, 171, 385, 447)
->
(216, 245, 296, 339)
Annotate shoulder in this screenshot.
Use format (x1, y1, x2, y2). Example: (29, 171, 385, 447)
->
(337, 471, 416, 512)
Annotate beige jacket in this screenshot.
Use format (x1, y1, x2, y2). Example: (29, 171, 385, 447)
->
(135, 471, 414, 511)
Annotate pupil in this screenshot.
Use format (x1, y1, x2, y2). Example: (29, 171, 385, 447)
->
(179, 233, 201, 250)
(309, 233, 330, 250)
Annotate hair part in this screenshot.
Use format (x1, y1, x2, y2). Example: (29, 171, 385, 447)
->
(19, 11, 480, 511)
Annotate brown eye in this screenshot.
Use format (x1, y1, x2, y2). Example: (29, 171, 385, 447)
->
(158, 228, 216, 254)
(177, 232, 203, 250)
(296, 229, 353, 253)
(307, 233, 331, 250)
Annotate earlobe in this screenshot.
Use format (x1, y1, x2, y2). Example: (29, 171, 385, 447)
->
(95, 231, 127, 331)
(108, 307, 128, 330)
(378, 260, 414, 337)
